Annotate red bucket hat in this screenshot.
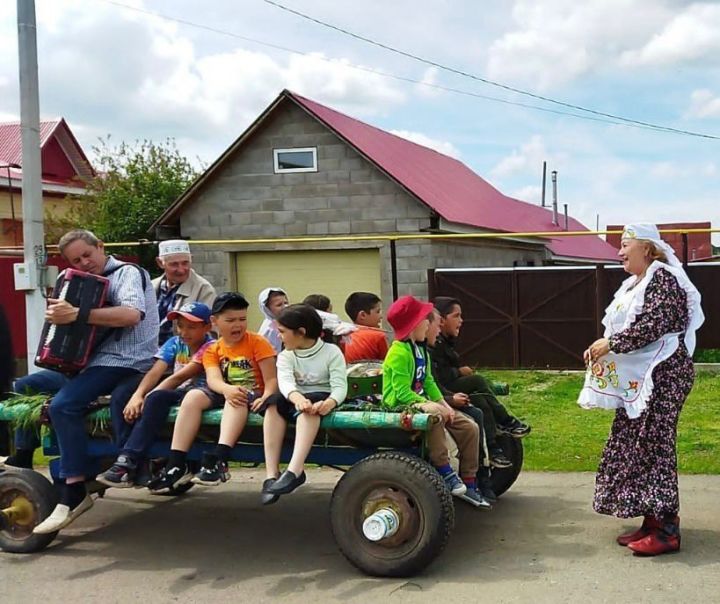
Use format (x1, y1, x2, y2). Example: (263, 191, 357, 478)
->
(386, 295, 435, 341)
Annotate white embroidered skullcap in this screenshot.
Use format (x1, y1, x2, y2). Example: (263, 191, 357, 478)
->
(621, 223, 681, 268)
(158, 239, 191, 257)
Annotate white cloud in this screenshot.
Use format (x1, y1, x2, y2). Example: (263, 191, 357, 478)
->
(509, 184, 542, 204)
(620, 4, 720, 67)
(415, 67, 443, 98)
(686, 89, 720, 119)
(389, 129, 461, 158)
(0, 1, 406, 164)
(490, 135, 550, 178)
(649, 159, 718, 179)
(486, 0, 671, 89)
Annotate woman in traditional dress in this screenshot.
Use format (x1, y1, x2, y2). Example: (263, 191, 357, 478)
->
(578, 223, 704, 556)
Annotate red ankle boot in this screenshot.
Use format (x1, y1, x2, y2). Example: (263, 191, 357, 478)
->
(627, 516, 680, 556)
(617, 516, 661, 546)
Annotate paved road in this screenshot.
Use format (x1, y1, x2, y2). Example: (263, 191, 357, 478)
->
(2, 470, 718, 603)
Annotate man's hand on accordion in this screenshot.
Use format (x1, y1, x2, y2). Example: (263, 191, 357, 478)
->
(45, 298, 80, 325)
(123, 393, 145, 422)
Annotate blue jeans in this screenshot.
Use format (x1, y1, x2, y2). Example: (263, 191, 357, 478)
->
(14, 369, 70, 450)
(109, 373, 146, 448)
(119, 389, 184, 462)
(16, 367, 139, 477)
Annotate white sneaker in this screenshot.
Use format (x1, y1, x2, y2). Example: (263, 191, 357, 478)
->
(33, 494, 94, 534)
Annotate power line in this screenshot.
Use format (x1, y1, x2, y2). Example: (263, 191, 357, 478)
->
(98, 0, 716, 137)
(263, 0, 720, 141)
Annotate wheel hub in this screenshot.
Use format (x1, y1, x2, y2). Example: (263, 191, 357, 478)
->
(0, 489, 39, 537)
(361, 486, 420, 546)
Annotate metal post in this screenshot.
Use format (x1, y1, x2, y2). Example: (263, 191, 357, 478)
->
(389, 239, 398, 301)
(17, 0, 46, 373)
(681, 233, 689, 267)
(3, 164, 21, 246)
(551, 170, 558, 226)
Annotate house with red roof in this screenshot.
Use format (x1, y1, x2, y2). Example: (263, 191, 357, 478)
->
(0, 118, 93, 247)
(152, 90, 617, 326)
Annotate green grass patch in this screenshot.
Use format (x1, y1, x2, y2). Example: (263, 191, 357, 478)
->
(694, 348, 720, 363)
(482, 369, 720, 474)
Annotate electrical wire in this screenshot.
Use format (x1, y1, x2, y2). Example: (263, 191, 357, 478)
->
(97, 0, 719, 138)
(263, 0, 720, 141)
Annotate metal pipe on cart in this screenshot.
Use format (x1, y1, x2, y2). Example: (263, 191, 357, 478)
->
(17, 0, 46, 373)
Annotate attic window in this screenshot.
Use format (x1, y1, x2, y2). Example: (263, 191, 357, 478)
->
(273, 147, 317, 173)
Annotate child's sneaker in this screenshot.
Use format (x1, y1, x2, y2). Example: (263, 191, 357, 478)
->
(443, 471, 467, 496)
(458, 488, 493, 510)
(490, 449, 513, 469)
(134, 460, 152, 488)
(147, 465, 192, 494)
(192, 460, 231, 486)
(97, 455, 136, 488)
(497, 418, 531, 438)
(477, 474, 498, 503)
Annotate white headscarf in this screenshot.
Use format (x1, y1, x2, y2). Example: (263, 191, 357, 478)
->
(621, 223, 705, 354)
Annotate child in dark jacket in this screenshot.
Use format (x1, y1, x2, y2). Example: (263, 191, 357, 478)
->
(431, 297, 530, 468)
(382, 296, 491, 509)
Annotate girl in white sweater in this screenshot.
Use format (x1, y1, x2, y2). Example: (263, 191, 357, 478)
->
(260, 304, 347, 504)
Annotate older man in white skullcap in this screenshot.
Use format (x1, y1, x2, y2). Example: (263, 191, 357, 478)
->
(153, 239, 216, 344)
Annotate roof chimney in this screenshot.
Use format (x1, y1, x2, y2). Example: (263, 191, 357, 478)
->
(551, 170, 559, 226)
(563, 203, 569, 231)
(541, 161, 547, 207)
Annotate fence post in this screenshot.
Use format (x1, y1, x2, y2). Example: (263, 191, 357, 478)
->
(511, 270, 520, 368)
(595, 264, 606, 338)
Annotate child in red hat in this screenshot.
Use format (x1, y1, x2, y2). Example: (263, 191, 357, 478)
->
(382, 296, 491, 509)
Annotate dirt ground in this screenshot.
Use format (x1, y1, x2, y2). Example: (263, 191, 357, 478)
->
(1, 469, 718, 603)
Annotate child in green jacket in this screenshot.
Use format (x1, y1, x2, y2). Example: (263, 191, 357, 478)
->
(382, 296, 491, 509)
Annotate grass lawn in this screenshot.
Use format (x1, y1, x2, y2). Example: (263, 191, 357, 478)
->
(483, 369, 720, 474)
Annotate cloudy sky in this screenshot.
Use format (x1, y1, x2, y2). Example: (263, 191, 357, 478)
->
(1, 0, 718, 242)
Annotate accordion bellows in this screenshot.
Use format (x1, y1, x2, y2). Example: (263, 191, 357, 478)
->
(35, 269, 110, 373)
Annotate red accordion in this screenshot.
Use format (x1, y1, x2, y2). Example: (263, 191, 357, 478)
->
(35, 269, 110, 373)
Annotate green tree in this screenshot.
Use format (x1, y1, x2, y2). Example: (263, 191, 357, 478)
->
(50, 137, 198, 269)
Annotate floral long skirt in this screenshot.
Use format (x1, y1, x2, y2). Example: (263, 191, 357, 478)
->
(593, 353, 694, 518)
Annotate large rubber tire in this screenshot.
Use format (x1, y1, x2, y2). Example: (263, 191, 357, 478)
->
(330, 451, 454, 577)
(0, 469, 59, 553)
(489, 433, 524, 497)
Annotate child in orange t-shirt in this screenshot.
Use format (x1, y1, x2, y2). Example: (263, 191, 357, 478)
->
(149, 292, 277, 493)
(342, 292, 389, 362)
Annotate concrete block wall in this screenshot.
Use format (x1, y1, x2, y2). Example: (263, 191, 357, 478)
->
(176, 98, 547, 298)
(179, 100, 435, 289)
(394, 239, 547, 298)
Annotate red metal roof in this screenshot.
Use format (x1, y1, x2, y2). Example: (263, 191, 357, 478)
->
(287, 91, 617, 261)
(0, 118, 93, 190)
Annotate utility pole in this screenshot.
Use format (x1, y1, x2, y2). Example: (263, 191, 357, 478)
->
(16, 0, 45, 373)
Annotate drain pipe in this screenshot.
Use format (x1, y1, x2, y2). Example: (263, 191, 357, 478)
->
(551, 170, 559, 226)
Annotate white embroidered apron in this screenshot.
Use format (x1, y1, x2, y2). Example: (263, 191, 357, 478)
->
(577, 265, 682, 419)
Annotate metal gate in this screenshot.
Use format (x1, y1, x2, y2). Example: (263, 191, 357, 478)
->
(428, 263, 720, 369)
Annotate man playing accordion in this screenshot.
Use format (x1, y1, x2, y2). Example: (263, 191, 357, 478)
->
(1, 229, 158, 533)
